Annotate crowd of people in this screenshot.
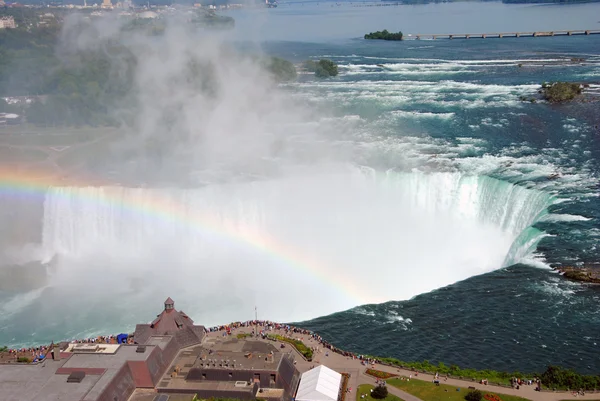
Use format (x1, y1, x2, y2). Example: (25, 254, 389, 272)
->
(0, 333, 133, 364)
(207, 319, 382, 366)
(1, 345, 51, 363)
(2, 319, 369, 366)
(0, 317, 555, 396)
(67, 334, 130, 345)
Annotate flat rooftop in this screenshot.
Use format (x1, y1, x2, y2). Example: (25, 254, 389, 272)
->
(258, 387, 285, 398)
(145, 336, 173, 350)
(129, 389, 212, 401)
(192, 338, 282, 370)
(159, 378, 257, 392)
(64, 343, 121, 354)
(64, 344, 160, 401)
(62, 344, 157, 369)
(0, 344, 160, 401)
(0, 359, 100, 401)
(156, 337, 289, 393)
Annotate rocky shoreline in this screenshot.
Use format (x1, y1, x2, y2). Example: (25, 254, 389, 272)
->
(554, 264, 600, 284)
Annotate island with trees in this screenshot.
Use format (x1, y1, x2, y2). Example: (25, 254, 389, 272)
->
(541, 82, 583, 103)
(303, 59, 339, 78)
(364, 29, 403, 41)
(0, 12, 297, 128)
(518, 81, 589, 104)
(264, 57, 298, 82)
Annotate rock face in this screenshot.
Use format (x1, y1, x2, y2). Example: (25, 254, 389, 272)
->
(556, 265, 600, 284)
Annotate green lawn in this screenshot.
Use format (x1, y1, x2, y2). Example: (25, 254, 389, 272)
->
(357, 384, 404, 401)
(387, 377, 530, 401)
(266, 334, 313, 360)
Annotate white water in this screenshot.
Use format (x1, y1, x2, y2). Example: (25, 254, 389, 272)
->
(40, 167, 553, 325)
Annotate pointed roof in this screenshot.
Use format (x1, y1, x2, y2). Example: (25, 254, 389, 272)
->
(296, 365, 342, 401)
(150, 302, 193, 332)
(133, 298, 204, 346)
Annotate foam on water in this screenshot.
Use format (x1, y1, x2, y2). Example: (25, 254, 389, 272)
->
(391, 110, 455, 120)
(290, 78, 539, 110)
(3, 44, 599, 348)
(0, 287, 48, 318)
(541, 214, 592, 222)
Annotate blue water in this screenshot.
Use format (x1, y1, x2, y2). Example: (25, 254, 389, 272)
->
(1, 1, 600, 375)
(263, 35, 600, 267)
(244, 2, 600, 374)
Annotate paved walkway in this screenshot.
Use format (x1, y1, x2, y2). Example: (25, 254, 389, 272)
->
(205, 326, 600, 401)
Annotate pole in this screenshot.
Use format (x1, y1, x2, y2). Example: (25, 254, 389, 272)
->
(255, 306, 257, 321)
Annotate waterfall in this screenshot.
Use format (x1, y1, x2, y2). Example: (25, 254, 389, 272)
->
(40, 168, 554, 322)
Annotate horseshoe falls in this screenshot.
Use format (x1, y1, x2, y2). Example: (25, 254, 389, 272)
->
(40, 172, 552, 300)
(1, 0, 600, 376)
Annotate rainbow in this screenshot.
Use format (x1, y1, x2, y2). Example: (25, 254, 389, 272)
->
(0, 167, 369, 306)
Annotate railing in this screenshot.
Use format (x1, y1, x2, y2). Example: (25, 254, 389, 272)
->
(411, 30, 600, 40)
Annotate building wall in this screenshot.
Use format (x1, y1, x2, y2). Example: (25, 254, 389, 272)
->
(186, 368, 278, 388)
(277, 354, 301, 401)
(160, 383, 259, 399)
(96, 363, 136, 401)
(128, 361, 153, 388)
(0, 17, 16, 29)
(158, 336, 181, 375)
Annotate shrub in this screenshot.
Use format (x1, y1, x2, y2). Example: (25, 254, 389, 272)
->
(17, 357, 31, 363)
(465, 390, 483, 401)
(370, 356, 518, 385)
(540, 365, 600, 391)
(366, 369, 397, 379)
(371, 385, 389, 399)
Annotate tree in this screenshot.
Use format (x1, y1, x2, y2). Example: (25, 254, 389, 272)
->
(541, 82, 582, 103)
(364, 30, 403, 41)
(371, 384, 389, 399)
(317, 59, 338, 77)
(303, 59, 338, 78)
(464, 390, 483, 401)
(265, 57, 297, 82)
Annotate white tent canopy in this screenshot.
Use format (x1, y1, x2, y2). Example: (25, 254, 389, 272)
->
(296, 365, 342, 401)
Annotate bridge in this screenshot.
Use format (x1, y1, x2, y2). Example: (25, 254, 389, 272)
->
(412, 30, 600, 40)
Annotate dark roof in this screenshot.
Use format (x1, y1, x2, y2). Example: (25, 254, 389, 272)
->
(133, 302, 204, 346)
(150, 308, 194, 332)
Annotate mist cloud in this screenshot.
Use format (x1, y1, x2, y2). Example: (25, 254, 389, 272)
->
(0, 11, 551, 347)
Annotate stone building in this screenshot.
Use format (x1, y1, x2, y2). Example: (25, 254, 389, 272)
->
(0, 16, 16, 29)
(151, 336, 301, 401)
(0, 298, 301, 401)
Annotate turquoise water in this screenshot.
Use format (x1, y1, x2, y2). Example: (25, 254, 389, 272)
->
(250, 2, 600, 373)
(1, 2, 600, 374)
